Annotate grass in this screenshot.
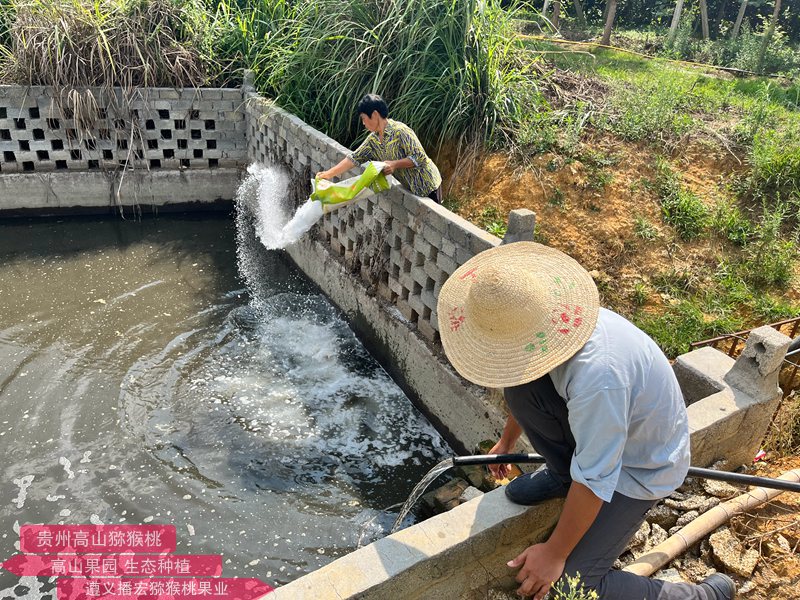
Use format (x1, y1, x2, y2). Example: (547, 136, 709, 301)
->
(654, 160, 710, 241)
(502, 38, 800, 357)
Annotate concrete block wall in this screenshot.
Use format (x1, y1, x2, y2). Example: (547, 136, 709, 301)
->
(0, 86, 246, 173)
(243, 94, 499, 347)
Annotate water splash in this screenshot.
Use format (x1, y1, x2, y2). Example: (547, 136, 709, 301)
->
(235, 163, 323, 250)
(391, 458, 454, 533)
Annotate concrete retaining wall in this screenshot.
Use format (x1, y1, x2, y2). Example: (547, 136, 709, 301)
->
(243, 93, 510, 452)
(0, 85, 245, 212)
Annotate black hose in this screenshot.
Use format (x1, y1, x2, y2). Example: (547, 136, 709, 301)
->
(452, 454, 800, 494)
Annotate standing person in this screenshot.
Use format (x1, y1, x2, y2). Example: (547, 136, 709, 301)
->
(436, 242, 736, 600)
(316, 94, 443, 203)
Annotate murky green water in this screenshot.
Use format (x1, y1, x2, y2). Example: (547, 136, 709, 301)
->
(0, 213, 451, 595)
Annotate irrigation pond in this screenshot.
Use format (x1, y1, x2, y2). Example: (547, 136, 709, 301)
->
(0, 190, 452, 595)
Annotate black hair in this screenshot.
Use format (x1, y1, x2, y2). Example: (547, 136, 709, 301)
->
(357, 94, 389, 119)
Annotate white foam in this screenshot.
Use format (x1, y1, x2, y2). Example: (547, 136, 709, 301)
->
(235, 163, 324, 250)
(59, 456, 75, 479)
(12, 475, 33, 508)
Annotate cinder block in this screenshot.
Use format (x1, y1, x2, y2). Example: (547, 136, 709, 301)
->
(436, 252, 457, 275)
(396, 298, 416, 323)
(417, 318, 438, 342)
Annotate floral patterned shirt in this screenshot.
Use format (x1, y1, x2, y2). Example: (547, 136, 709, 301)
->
(349, 119, 441, 197)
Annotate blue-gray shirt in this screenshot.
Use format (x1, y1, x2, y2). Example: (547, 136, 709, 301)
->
(549, 308, 691, 502)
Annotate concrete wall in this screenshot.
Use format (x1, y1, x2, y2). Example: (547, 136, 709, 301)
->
(243, 93, 511, 452)
(0, 85, 245, 212)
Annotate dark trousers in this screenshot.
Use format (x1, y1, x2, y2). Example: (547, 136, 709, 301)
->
(427, 186, 442, 204)
(504, 377, 712, 600)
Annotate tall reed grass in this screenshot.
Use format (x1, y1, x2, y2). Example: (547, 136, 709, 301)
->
(0, 0, 220, 89)
(241, 0, 537, 155)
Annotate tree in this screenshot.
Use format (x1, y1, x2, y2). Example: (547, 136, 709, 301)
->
(601, 0, 617, 45)
(667, 0, 685, 45)
(757, 0, 783, 72)
(699, 0, 710, 39)
(552, 0, 561, 29)
(731, 0, 748, 39)
(572, 0, 587, 28)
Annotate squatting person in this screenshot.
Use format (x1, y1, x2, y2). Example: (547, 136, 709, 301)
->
(436, 241, 737, 600)
(316, 93, 443, 203)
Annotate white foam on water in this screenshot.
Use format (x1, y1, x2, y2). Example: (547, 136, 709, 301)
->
(235, 163, 324, 250)
(59, 456, 75, 479)
(11, 475, 33, 508)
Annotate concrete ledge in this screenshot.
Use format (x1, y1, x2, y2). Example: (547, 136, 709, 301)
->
(267, 488, 562, 600)
(0, 169, 242, 215)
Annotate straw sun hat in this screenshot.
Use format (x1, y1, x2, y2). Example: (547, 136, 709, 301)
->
(437, 242, 600, 388)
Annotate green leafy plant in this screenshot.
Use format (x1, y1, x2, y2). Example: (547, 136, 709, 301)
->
(712, 200, 753, 246)
(655, 160, 709, 241)
(633, 215, 658, 240)
(548, 187, 566, 208)
(550, 573, 598, 600)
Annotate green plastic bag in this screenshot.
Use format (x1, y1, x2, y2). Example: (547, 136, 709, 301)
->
(310, 161, 390, 213)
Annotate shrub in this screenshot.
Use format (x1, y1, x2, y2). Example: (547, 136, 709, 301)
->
(712, 200, 753, 246)
(750, 125, 800, 200)
(740, 202, 798, 288)
(633, 215, 658, 240)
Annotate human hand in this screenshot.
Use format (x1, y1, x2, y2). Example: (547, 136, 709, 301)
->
(507, 543, 566, 599)
(487, 440, 512, 480)
(382, 161, 395, 176)
(316, 170, 332, 180)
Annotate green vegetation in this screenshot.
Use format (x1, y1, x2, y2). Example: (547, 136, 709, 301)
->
(0, 0, 798, 362)
(654, 161, 710, 241)
(0, 0, 223, 88)
(551, 573, 598, 600)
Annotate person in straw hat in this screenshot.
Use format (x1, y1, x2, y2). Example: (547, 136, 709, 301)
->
(437, 242, 736, 600)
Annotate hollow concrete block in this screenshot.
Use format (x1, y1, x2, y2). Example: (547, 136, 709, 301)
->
(724, 326, 791, 400)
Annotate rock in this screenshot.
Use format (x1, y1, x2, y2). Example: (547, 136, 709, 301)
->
(456, 465, 487, 489)
(674, 510, 700, 530)
(654, 568, 685, 584)
(680, 556, 715, 582)
(432, 478, 470, 512)
(709, 527, 759, 578)
(627, 521, 651, 553)
(459, 486, 484, 503)
(664, 494, 719, 513)
(763, 534, 792, 557)
(738, 579, 757, 595)
(647, 503, 680, 530)
(646, 524, 669, 551)
(677, 477, 705, 495)
(700, 539, 712, 563)
(701, 478, 742, 499)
